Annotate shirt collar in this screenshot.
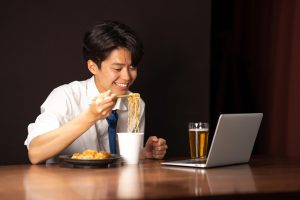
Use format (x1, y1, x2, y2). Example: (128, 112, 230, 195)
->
(86, 76, 128, 111)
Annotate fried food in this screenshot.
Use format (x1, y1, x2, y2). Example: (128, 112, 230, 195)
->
(71, 149, 111, 159)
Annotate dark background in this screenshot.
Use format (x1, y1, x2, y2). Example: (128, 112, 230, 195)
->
(211, 0, 300, 158)
(2, 0, 299, 165)
(0, 1, 211, 164)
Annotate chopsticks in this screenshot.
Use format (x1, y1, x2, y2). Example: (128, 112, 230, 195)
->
(117, 93, 140, 98)
(117, 94, 131, 98)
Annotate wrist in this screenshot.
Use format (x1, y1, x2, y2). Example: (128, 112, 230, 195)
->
(81, 109, 99, 124)
(141, 148, 153, 159)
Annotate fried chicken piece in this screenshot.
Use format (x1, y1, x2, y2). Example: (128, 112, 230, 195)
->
(71, 150, 111, 159)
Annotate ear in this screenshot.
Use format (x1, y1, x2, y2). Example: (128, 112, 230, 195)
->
(87, 60, 99, 75)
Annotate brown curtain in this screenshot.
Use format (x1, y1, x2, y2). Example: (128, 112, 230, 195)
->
(211, 0, 300, 157)
(269, 0, 300, 158)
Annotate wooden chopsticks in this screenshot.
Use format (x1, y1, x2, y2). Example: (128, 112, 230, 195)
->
(117, 94, 131, 98)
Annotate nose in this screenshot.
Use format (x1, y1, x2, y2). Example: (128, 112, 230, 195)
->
(120, 68, 130, 81)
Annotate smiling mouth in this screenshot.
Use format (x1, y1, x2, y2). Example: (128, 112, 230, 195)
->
(114, 82, 129, 89)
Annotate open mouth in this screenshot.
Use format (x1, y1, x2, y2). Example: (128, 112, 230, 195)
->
(114, 82, 129, 89)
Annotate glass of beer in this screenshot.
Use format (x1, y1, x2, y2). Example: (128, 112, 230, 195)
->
(188, 122, 209, 159)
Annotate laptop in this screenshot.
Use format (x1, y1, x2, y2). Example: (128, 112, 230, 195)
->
(161, 113, 263, 168)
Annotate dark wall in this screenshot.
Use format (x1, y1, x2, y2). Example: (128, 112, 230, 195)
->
(0, 1, 211, 164)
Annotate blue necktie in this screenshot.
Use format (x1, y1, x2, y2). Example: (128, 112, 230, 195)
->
(106, 110, 118, 154)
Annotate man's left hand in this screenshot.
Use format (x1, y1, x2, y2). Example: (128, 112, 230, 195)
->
(143, 136, 168, 159)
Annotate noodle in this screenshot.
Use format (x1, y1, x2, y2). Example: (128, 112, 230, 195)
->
(127, 93, 140, 133)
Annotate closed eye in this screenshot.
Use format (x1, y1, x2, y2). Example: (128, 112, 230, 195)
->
(113, 68, 122, 71)
(111, 64, 123, 71)
(129, 66, 137, 70)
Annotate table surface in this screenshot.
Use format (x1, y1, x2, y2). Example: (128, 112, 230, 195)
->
(1, 156, 300, 200)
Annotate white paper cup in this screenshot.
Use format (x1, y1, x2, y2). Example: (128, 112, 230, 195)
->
(117, 132, 144, 164)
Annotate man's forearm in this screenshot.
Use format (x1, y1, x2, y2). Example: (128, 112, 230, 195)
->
(28, 111, 97, 164)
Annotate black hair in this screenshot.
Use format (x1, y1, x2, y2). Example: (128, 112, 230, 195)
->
(83, 20, 144, 67)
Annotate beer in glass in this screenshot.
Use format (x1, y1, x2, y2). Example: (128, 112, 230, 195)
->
(188, 122, 209, 159)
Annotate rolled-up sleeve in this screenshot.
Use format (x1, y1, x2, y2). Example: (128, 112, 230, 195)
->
(24, 86, 69, 148)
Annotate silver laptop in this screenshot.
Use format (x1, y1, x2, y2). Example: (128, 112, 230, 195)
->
(161, 113, 263, 168)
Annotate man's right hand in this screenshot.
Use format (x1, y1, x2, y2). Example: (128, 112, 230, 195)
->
(88, 90, 117, 121)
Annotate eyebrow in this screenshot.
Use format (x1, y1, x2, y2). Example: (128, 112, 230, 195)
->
(111, 63, 132, 67)
(112, 63, 125, 66)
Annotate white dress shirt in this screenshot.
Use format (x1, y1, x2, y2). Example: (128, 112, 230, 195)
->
(25, 76, 145, 163)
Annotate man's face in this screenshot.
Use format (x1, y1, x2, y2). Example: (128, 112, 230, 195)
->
(89, 48, 138, 95)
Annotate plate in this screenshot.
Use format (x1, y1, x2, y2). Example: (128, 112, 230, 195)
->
(59, 154, 121, 168)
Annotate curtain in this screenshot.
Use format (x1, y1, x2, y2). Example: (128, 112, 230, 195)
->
(211, 0, 300, 157)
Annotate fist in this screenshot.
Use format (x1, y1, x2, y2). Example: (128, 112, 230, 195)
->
(143, 136, 168, 159)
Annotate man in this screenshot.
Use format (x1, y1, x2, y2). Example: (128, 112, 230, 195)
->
(25, 21, 168, 164)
